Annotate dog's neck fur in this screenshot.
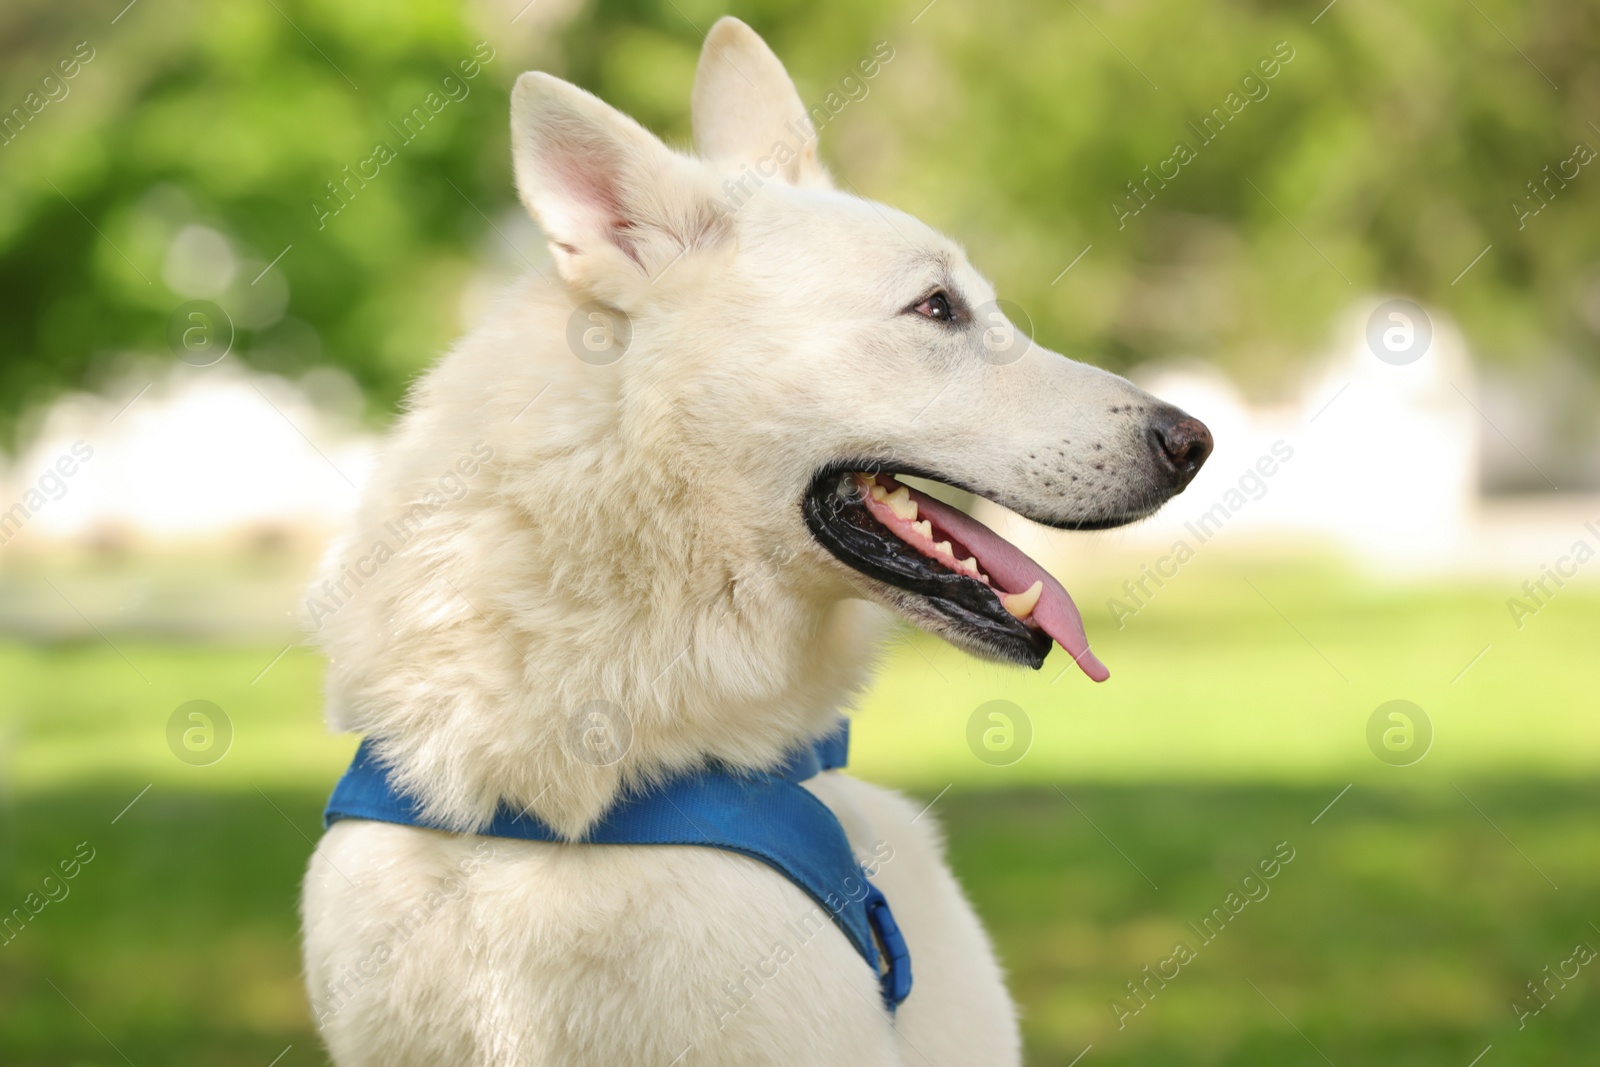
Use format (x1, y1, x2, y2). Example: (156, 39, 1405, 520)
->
(313, 275, 881, 838)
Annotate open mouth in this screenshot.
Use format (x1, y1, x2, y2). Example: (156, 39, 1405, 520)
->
(802, 469, 1109, 680)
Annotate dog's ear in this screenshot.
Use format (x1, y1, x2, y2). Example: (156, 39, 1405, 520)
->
(511, 72, 729, 300)
(691, 17, 830, 189)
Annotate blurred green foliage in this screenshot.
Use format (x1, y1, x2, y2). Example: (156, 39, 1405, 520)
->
(2, 0, 1599, 443)
(0, 0, 510, 443)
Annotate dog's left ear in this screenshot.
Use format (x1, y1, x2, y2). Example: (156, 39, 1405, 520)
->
(691, 17, 830, 189)
(511, 71, 729, 302)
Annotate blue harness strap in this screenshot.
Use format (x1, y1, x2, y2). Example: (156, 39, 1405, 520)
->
(323, 719, 912, 1009)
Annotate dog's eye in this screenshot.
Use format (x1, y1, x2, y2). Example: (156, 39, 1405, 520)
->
(911, 291, 954, 322)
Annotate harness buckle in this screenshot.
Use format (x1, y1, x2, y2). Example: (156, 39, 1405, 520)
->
(864, 880, 913, 1009)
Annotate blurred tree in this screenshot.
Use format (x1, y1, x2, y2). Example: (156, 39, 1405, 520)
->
(0, 0, 516, 443)
(1, 0, 1598, 444)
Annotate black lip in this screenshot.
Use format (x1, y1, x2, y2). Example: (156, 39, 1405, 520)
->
(801, 465, 1054, 668)
(808, 459, 1158, 530)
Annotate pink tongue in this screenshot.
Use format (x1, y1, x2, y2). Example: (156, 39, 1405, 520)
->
(889, 479, 1109, 682)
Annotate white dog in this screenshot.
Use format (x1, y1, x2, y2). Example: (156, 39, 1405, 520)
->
(301, 17, 1210, 1065)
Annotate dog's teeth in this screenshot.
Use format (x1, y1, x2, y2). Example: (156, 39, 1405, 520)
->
(959, 556, 980, 575)
(885, 487, 917, 521)
(1001, 580, 1043, 620)
(870, 485, 889, 502)
(912, 520, 933, 539)
(933, 540, 953, 557)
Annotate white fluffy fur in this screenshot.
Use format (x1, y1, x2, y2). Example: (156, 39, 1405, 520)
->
(303, 17, 1180, 1065)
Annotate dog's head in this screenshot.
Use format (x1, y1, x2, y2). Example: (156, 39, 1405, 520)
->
(508, 18, 1210, 681)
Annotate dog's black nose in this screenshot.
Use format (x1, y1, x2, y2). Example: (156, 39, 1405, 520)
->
(1150, 408, 1213, 490)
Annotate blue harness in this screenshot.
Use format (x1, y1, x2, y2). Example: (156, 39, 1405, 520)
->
(323, 720, 912, 1008)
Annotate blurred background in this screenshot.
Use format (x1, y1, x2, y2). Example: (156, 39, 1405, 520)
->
(2, 0, 1598, 1064)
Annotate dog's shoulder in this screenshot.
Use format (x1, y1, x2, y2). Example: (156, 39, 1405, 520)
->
(304, 818, 903, 1064)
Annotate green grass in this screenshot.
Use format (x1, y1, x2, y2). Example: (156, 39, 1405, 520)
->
(850, 558, 1600, 786)
(6, 781, 1596, 1066)
(950, 783, 1599, 1065)
(2, 560, 1596, 1064)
